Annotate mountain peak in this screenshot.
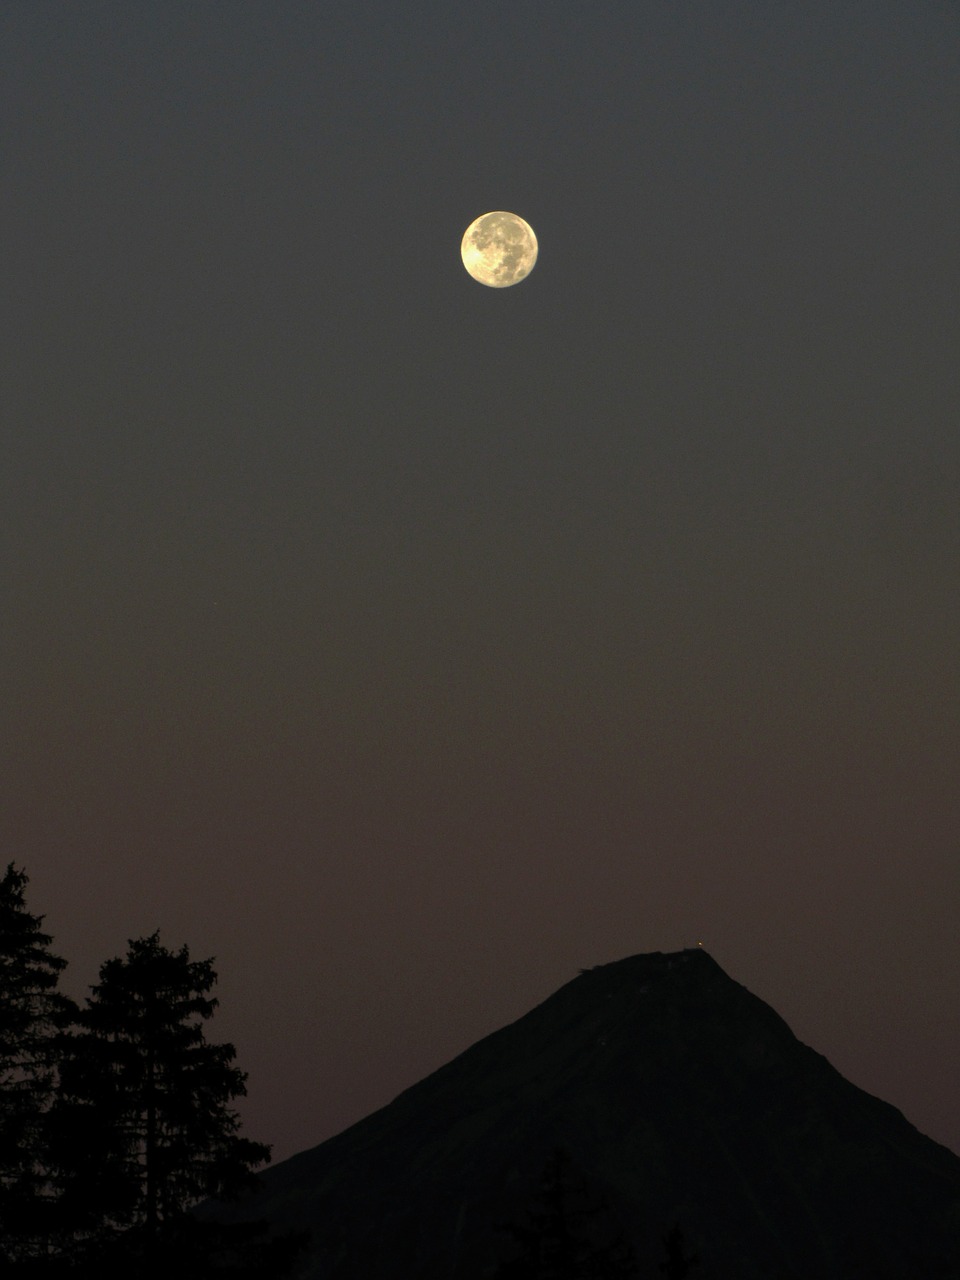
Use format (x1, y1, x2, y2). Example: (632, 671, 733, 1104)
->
(215, 950, 960, 1278)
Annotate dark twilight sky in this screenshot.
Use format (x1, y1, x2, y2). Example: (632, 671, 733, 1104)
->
(2, 1, 958, 1164)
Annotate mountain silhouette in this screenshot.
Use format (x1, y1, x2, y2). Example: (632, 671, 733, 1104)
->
(210, 949, 960, 1278)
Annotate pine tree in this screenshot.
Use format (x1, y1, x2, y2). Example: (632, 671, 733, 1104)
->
(49, 932, 274, 1270)
(658, 1222, 700, 1278)
(0, 863, 74, 1264)
(496, 1146, 640, 1279)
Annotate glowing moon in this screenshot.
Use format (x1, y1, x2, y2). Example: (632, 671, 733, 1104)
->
(460, 211, 538, 288)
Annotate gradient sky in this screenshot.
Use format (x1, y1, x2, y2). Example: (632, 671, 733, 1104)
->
(3, 1, 958, 1164)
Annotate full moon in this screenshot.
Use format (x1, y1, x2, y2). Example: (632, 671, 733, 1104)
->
(460, 211, 538, 287)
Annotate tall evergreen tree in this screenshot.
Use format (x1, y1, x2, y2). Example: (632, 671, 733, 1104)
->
(0, 863, 74, 1264)
(49, 932, 273, 1269)
(658, 1223, 700, 1278)
(496, 1146, 639, 1279)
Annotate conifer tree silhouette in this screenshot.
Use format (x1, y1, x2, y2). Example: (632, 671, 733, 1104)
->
(496, 1146, 639, 1278)
(658, 1222, 700, 1278)
(0, 863, 75, 1266)
(47, 932, 303, 1275)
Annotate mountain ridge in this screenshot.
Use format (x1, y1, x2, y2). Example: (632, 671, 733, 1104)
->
(212, 949, 960, 1278)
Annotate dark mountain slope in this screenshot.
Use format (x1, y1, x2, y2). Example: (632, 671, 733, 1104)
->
(213, 949, 960, 1278)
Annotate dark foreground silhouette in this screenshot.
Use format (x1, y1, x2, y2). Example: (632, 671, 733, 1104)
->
(0, 864, 306, 1277)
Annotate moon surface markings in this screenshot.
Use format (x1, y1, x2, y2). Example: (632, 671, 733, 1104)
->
(461, 211, 538, 287)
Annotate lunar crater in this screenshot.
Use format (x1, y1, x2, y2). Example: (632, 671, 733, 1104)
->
(461, 211, 538, 288)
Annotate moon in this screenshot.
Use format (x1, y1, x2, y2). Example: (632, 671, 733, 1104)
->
(460, 211, 538, 288)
